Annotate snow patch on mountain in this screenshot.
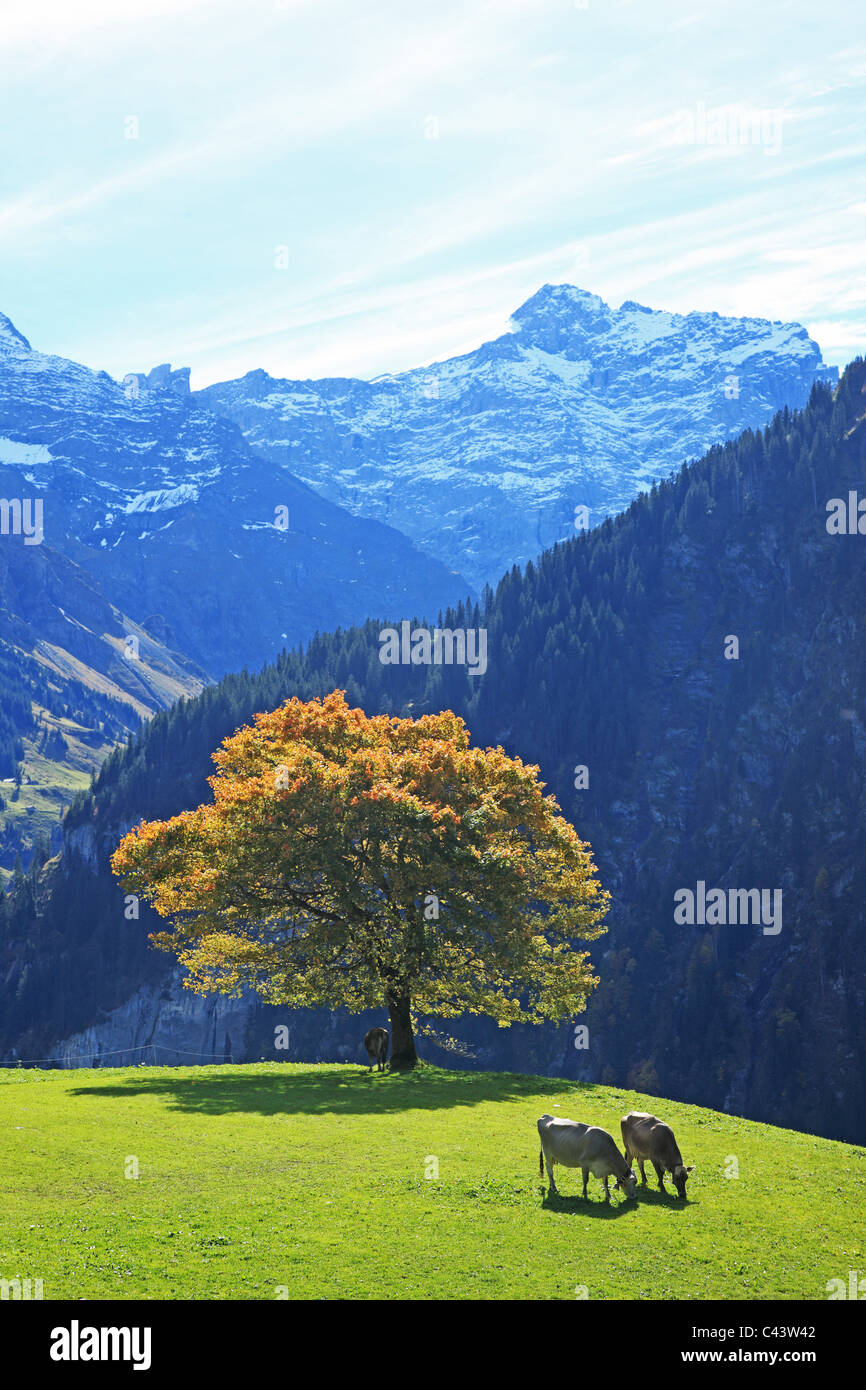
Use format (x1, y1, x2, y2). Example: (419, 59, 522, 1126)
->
(124, 484, 201, 514)
(0, 438, 53, 469)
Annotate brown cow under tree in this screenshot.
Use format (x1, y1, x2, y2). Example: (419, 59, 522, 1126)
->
(364, 1026, 389, 1072)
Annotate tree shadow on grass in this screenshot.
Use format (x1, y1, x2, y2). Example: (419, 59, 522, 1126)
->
(69, 1065, 587, 1119)
(540, 1187, 635, 1218)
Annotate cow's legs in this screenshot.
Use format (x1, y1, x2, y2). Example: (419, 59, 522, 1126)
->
(652, 1160, 666, 1191)
(544, 1152, 558, 1195)
(581, 1167, 589, 1199)
(638, 1158, 648, 1184)
(603, 1175, 611, 1203)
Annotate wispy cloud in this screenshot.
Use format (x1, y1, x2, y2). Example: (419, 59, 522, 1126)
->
(1, 0, 863, 382)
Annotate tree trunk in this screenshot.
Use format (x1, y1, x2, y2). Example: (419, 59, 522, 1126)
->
(387, 990, 418, 1070)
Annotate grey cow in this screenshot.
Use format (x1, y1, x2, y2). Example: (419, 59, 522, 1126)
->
(621, 1111, 694, 1198)
(537, 1114, 637, 1202)
(363, 1026, 389, 1072)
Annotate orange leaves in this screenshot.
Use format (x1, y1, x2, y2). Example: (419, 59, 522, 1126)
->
(110, 687, 610, 1026)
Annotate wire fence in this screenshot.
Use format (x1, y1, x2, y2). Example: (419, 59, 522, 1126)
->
(0, 1042, 234, 1068)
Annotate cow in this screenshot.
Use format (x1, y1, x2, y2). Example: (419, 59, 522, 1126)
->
(537, 1114, 637, 1202)
(363, 1026, 389, 1072)
(621, 1111, 694, 1199)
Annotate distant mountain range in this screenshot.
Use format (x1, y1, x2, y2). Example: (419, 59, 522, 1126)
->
(0, 312, 472, 682)
(198, 284, 838, 590)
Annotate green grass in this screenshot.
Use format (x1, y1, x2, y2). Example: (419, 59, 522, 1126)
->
(1, 1063, 862, 1301)
(0, 721, 108, 880)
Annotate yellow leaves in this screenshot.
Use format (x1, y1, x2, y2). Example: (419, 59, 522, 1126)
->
(110, 687, 610, 1025)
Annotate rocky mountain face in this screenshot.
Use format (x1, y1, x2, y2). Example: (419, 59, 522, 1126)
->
(0, 313, 473, 682)
(4, 366, 864, 1142)
(197, 284, 837, 591)
(0, 487, 205, 717)
(46, 966, 383, 1071)
(0, 491, 206, 875)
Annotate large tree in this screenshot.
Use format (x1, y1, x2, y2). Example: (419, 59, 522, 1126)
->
(112, 691, 609, 1068)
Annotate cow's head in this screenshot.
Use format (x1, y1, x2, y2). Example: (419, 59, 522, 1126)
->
(616, 1168, 638, 1200)
(672, 1164, 694, 1199)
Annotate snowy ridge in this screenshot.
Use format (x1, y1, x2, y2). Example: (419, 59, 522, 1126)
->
(0, 318, 473, 677)
(198, 283, 838, 589)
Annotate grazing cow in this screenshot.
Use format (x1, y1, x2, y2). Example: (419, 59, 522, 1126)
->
(621, 1111, 694, 1198)
(363, 1026, 389, 1072)
(537, 1114, 637, 1202)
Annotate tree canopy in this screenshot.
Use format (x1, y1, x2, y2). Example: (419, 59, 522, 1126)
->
(111, 690, 609, 1065)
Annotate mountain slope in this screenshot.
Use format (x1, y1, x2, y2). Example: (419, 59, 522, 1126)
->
(0, 317, 472, 679)
(0, 497, 206, 875)
(197, 284, 837, 590)
(2, 364, 864, 1142)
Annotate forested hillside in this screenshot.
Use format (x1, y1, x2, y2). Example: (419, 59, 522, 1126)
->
(2, 363, 864, 1141)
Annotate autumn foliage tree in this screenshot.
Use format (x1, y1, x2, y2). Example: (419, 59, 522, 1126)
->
(112, 691, 609, 1068)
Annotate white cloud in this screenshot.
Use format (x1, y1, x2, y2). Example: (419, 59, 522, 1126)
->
(1, 0, 862, 382)
(0, 0, 223, 50)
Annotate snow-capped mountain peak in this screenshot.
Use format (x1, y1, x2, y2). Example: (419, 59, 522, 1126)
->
(0, 311, 31, 354)
(509, 283, 611, 348)
(197, 283, 838, 590)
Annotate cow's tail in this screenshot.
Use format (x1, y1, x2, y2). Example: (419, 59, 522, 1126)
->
(539, 1146, 544, 1178)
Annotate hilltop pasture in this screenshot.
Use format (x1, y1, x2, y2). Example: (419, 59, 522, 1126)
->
(0, 1064, 861, 1301)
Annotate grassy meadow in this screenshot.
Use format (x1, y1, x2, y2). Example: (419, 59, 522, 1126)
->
(0, 1063, 862, 1301)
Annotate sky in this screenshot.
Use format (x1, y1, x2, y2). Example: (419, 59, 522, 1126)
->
(0, 0, 864, 387)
